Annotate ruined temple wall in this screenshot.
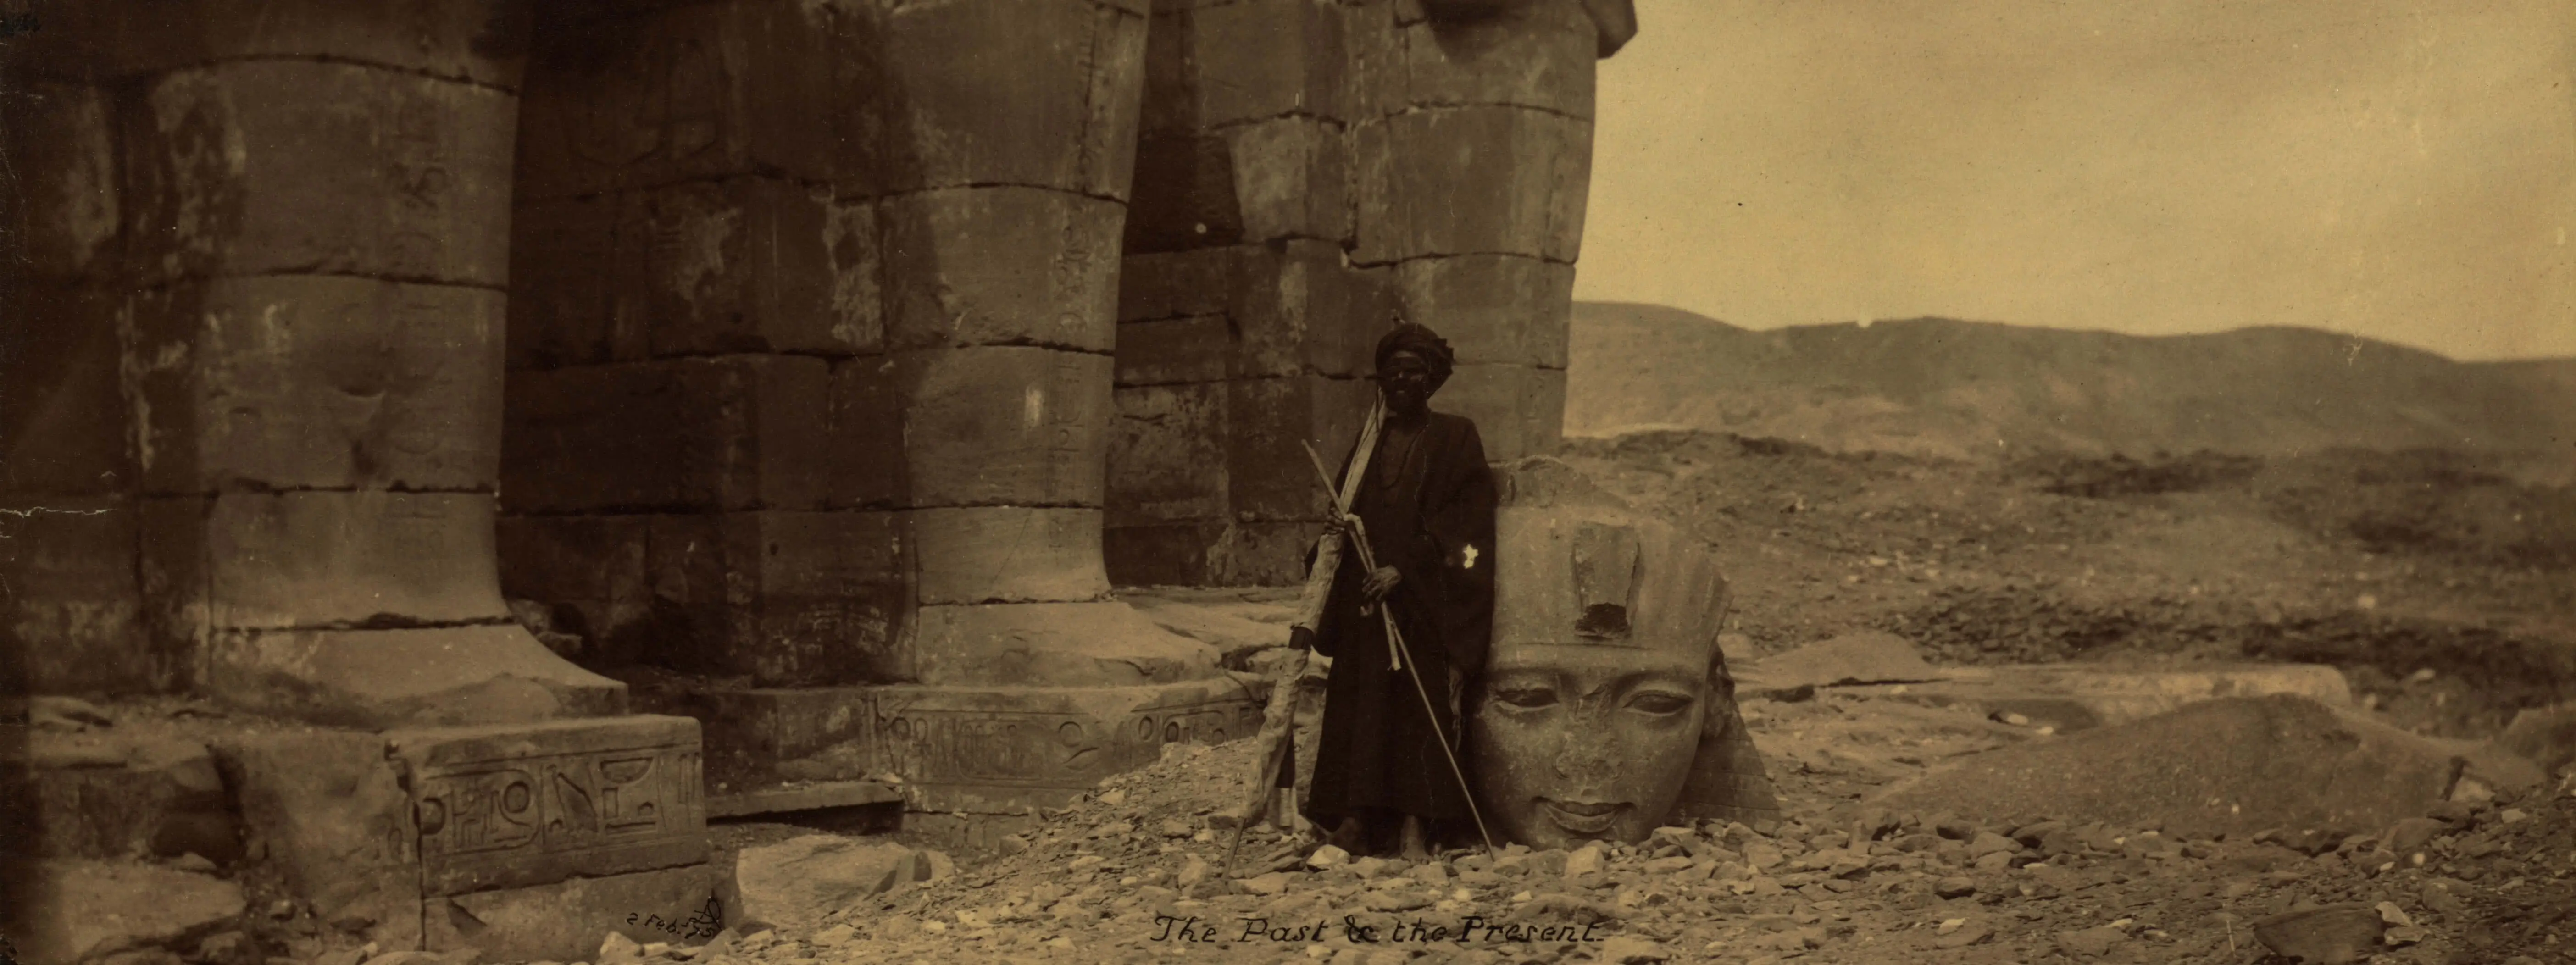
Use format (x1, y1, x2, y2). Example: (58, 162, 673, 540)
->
(1103, 0, 1599, 587)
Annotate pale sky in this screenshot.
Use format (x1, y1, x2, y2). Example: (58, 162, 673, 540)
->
(1573, 0, 2576, 361)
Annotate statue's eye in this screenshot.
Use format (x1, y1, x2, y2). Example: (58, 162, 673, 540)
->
(1493, 687, 1559, 710)
(1625, 691, 1693, 715)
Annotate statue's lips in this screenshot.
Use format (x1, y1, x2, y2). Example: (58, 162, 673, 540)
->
(1537, 799, 1629, 835)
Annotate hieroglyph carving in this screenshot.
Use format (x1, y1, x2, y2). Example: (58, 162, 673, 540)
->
(399, 717, 709, 895)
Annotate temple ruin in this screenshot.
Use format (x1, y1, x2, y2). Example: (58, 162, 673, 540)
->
(3, 0, 1635, 958)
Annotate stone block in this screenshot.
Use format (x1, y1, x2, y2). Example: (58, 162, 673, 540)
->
(426, 863, 733, 964)
(0, 499, 148, 694)
(635, 511, 908, 687)
(617, 177, 878, 357)
(1871, 695, 2473, 842)
(1115, 316, 1233, 386)
(1223, 116, 1354, 244)
(1234, 240, 1376, 378)
(203, 624, 628, 728)
(502, 356, 833, 513)
(1180, 0, 1348, 127)
(1436, 363, 1566, 461)
(1108, 383, 1229, 526)
(639, 687, 880, 791)
(515, 0, 842, 200)
(1395, 254, 1574, 367)
(508, 194, 645, 369)
(1117, 247, 1236, 322)
(122, 61, 515, 285)
(136, 496, 213, 672)
(733, 836, 911, 931)
(198, 491, 508, 629)
(2, 283, 129, 497)
(1397, 0, 1596, 118)
(1352, 106, 1592, 264)
(868, 677, 1261, 812)
(131, 277, 502, 493)
(218, 729, 422, 949)
(10, 0, 530, 88)
(907, 508, 1112, 606)
(393, 715, 707, 895)
(15, 734, 233, 863)
(880, 187, 1124, 352)
(822, 359, 910, 509)
(4, 80, 121, 278)
(16, 860, 247, 965)
(1342, 0, 1408, 121)
(1205, 521, 1333, 587)
(892, 347, 1114, 508)
(1225, 376, 1375, 521)
(1123, 131, 1245, 255)
(878, 0, 1144, 197)
(910, 602, 1219, 688)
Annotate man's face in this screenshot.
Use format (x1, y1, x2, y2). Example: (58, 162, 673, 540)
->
(1378, 349, 1435, 416)
(1468, 645, 1711, 848)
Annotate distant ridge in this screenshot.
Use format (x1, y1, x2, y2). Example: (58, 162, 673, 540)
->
(1566, 301, 2576, 465)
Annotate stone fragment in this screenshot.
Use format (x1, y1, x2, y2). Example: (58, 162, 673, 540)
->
(1737, 631, 1943, 693)
(2386, 817, 2448, 854)
(394, 718, 708, 896)
(1935, 920, 1993, 948)
(1594, 935, 1670, 964)
(1965, 831, 2017, 858)
(1565, 843, 1607, 878)
(2498, 701, 2576, 776)
(2252, 903, 2385, 965)
(2056, 925, 2125, 957)
(19, 860, 247, 965)
(1240, 872, 1294, 896)
(733, 837, 919, 930)
(597, 932, 643, 965)
(1932, 876, 1976, 898)
(1307, 845, 1350, 869)
(1873, 696, 2467, 841)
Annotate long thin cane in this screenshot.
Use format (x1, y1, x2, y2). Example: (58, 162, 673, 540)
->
(1308, 448, 1498, 854)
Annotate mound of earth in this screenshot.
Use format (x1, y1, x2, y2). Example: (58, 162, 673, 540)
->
(1566, 301, 2576, 468)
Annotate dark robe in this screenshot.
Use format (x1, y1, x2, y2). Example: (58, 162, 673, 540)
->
(1300, 409, 1498, 836)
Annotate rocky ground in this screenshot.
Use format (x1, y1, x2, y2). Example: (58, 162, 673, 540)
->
(1559, 432, 2576, 739)
(621, 715, 2576, 965)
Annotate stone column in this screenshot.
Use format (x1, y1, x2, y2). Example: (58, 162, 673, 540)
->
(35, 0, 627, 727)
(1355, 0, 1604, 462)
(868, 0, 1216, 687)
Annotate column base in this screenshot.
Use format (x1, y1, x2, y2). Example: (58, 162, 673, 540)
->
(650, 676, 1268, 826)
(203, 624, 628, 729)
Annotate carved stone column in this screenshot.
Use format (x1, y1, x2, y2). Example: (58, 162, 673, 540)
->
(17, 0, 626, 727)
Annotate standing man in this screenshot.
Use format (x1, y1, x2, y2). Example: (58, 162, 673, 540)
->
(1293, 322, 1499, 860)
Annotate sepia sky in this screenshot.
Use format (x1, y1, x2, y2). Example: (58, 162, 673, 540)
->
(1572, 0, 2576, 360)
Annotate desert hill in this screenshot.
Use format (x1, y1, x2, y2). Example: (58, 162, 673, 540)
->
(1566, 301, 2576, 468)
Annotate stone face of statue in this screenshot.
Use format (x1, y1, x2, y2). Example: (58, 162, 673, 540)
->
(1469, 464, 1742, 847)
(1473, 642, 1711, 847)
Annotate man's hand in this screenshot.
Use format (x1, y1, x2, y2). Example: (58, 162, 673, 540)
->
(1362, 565, 1402, 602)
(1289, 626, 1316, 651)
